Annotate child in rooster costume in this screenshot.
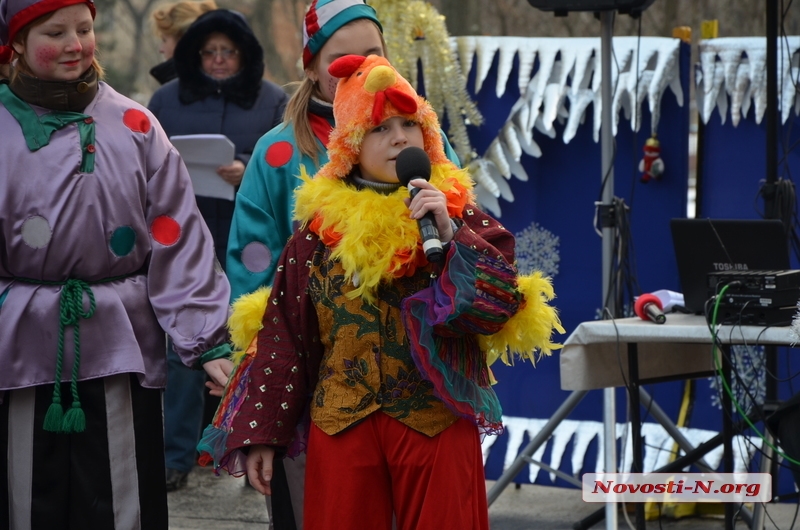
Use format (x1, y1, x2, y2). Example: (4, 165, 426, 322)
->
(199, 54, 563, 529)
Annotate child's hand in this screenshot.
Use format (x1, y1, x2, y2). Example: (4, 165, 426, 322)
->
(404, 179, 454, 243)
(204, 380, 225, 397)
(202, 358, 233, 397)
(246, 445, 275, 495)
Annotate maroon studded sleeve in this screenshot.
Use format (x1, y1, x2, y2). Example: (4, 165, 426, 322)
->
(224, 228, 324, 453)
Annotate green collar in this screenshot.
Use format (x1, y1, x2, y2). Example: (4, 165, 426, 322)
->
(0, 82, 96, 173)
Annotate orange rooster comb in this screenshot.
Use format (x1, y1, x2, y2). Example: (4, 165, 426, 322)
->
(316, 54, 448, 180)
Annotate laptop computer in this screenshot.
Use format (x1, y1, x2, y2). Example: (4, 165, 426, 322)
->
(670, 218, 790, 314)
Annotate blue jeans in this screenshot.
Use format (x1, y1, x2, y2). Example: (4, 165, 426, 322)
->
(163, 341, 206, 473)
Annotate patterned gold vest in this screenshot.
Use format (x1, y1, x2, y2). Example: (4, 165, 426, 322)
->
(307, 246, 458, 437)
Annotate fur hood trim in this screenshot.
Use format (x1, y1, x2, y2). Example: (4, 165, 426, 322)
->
(173, 9, 264, 109)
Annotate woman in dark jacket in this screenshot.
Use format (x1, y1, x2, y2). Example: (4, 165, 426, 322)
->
(148, 8, 288, 494)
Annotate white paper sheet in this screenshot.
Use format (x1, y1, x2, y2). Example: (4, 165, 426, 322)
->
(170, 134, 236, 201)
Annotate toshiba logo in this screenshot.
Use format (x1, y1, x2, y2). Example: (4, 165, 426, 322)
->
(712, 263, 749, 271)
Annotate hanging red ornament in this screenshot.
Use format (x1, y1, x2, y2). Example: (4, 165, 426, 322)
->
(639, 134, 664, 183)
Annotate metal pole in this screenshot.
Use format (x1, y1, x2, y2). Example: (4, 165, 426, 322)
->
(600, 12, 615, 316)
(638, 387, 716, 471)
(600, 11, 618, 530)
(766, 0, 778, 190)
(763, 0, 778, 218)
(487, 391, 588, 505)
(763, 7, 781, 528)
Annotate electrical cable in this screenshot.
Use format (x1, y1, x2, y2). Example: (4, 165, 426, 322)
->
(709, 290, 800, 483)
(704, 292, 800, 479)
(789, 496, 800, 530)
(708, 284, 800, 465)
(600, 197, 641, 317)
(629, 14, 643, 209)
(707, 324, 800, 482)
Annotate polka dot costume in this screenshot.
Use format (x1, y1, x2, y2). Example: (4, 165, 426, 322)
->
(151, 216, 181, 246)
(265, 141, 293, 167)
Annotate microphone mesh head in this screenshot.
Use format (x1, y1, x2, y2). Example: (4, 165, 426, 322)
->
(395, 146, 431, 186)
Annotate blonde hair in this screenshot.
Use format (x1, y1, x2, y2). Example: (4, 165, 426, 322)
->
(10, 10, 105, 81)
(150, 0, 217, 39)
(283, 19, 387, 165)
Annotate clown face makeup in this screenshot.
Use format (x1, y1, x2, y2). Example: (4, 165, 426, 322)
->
(14, 3, 94, 81)
(307, 18, 383, 104)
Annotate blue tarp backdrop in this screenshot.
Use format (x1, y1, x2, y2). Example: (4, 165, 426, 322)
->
(441, 39, 691, 485)
(432, 36, 800, 497)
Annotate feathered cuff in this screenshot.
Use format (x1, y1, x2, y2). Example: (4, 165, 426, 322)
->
(197, 336, 257, 476)
(434, 243, 522, 336)
(401, 244, 564, 434)
(479, 272, 565, 367)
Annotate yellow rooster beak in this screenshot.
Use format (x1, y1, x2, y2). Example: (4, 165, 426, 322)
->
(364, 65, 396, 94)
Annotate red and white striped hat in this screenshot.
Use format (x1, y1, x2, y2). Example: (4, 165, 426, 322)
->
(302, 0, 381, 69)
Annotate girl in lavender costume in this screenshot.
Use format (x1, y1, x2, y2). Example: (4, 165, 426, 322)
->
(0, 0, 233, 527)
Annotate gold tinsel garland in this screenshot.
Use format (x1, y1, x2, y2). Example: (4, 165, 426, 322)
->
(369, 0, 483, 166)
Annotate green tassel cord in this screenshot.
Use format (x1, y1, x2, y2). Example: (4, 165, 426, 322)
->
(42, 398, 65, 432)
(21, 278, 97, 434)
(62, 402, 86, 433)
(52, 279, 95, 433)
(18, 274, 132, 434)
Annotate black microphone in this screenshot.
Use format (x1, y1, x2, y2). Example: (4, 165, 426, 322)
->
(395, 146, 444, 263)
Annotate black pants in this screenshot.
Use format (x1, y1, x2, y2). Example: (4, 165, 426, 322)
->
(0, 375, 168, 530)
(271, 457, 297, 530)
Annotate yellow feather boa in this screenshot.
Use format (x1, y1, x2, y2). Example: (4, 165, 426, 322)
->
(293, 163, 473, 303)
(227, 286, 271, 366)
(232, 170, 564, 375)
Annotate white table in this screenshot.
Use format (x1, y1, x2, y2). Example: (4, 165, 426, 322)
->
(561, 314, 795, 530)
(560, 313, 794, 391)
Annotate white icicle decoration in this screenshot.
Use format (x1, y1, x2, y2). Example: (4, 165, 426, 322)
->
(697, 37, 800, 126)
(450, 36, 683, 215)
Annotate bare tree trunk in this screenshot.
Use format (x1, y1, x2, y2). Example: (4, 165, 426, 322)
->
(115, 0, 160, 95)
(660, 0, 679, 37)
(252, 0, 293, 83)
(439, 0, 481, 36)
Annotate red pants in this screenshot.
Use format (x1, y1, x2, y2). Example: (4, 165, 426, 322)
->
(304, 413, 489, 530)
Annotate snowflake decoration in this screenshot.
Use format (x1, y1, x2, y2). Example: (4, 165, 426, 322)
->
(709, 344, 766, 415)
(514, 221, 560, 278)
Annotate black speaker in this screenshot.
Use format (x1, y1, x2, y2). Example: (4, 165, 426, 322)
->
(527, 0, 656, 15)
